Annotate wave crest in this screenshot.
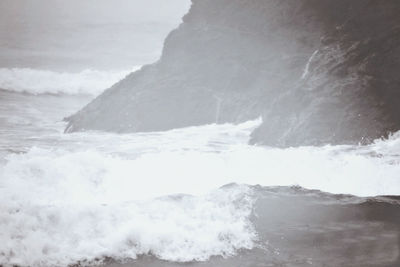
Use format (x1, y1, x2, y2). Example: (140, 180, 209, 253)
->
(0, 147, 256, 266)
(0, 68, 139, 95)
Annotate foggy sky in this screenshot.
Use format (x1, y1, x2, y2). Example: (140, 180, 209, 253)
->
(0, 0, 191, 70)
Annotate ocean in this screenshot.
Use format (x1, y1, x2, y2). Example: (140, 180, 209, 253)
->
(0, 1, 399, 265)
(0, 67, 399, 266)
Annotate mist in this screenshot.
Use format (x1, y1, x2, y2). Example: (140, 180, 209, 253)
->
(0, 0, 190, 70)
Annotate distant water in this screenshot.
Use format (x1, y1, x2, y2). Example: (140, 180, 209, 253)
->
(0, 68, 139, 95)
(0, 0, 191, 71)
(0, 68, 399, 266)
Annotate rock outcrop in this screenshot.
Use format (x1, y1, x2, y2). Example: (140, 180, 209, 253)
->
(66, 0, 400, 147)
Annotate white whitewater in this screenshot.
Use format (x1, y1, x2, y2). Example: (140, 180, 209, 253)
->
(0, 68, 400, 266)
(0, 68, 139, 95)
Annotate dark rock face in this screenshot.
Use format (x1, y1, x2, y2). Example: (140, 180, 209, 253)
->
(66, 0, 400, 147)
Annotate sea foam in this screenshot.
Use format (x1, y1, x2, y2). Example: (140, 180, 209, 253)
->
(1, 120, 400, 266)
(0, 68, 139, 96)
(0, 148, 256, 266)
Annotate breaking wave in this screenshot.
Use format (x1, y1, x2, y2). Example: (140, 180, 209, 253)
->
(0, 68, 139, 96)
(0, 156, 256, 266)
(1, 119, 400, 266)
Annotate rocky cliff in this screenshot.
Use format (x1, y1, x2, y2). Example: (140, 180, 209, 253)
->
(65, 0, 400, 147)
